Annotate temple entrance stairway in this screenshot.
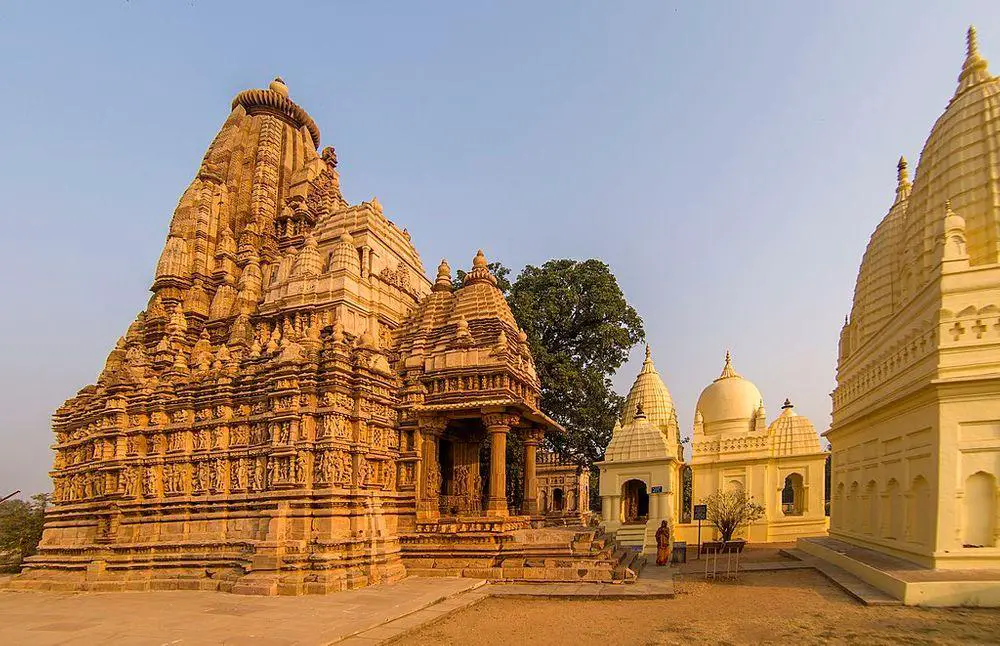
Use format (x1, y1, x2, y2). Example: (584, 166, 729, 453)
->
(615, 522, 649, 551)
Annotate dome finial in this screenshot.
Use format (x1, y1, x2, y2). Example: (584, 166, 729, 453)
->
(958, 25, 991, 94)
(782, 398, 793, 410)
(645, 344, 651, 361)
(718, 349, 739, 380)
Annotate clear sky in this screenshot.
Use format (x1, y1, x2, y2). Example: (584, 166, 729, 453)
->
(1, 2, 998, 497)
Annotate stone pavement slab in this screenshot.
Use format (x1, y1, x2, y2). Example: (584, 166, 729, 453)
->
(0, 576, 484, 646)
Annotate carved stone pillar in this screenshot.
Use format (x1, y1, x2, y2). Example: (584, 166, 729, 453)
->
(417, 417, 445, 521)
(484, 412, 518, 517)
(522, 429, 542, 516)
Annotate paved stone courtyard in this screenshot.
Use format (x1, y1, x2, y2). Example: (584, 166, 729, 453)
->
(0, 576, 483, 645)
(3, 563, 999, 645)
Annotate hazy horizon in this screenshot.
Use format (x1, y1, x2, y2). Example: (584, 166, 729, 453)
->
(1, 2, 998, 497)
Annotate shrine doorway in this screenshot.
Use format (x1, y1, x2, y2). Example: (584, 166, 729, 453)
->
(622, 479, 649, 524)
(552, 488, 564, 511)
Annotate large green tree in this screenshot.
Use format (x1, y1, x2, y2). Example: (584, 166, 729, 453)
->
(0, 494, 48, 571)
(505, 259, 644, 465)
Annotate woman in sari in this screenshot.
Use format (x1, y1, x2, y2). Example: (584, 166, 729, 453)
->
(655, 520, 671, 566)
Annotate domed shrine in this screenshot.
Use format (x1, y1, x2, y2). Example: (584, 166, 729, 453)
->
(598, 348, 827, 553)
(597, 347, 684, 551)
(11, 79, 629, 595)
(689, 352, 828, 543)
(815, 27, 1000, 584)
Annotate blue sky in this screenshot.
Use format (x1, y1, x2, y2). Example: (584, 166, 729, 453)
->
(1, 2, 998, 496)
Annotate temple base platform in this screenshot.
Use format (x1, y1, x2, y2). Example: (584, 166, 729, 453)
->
(797, 536, 1000, 607)
(400, 518, 644, 583)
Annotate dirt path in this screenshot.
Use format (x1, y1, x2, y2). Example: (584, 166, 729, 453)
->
(396, 570, 1000, 646)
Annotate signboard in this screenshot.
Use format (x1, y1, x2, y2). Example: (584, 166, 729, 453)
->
(693, 504, 708, 521)
(650, 485, 663, 494)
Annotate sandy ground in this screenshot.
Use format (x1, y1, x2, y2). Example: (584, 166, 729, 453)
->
(395, 570, 1000, 646)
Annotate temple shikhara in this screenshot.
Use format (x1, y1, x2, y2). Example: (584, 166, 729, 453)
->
(13, 78, 630, 594)
(797, 27, 1000, 606)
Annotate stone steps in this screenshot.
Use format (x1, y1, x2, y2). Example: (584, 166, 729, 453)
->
(781, 548, 901, 606)
(615, 524, 647, 551)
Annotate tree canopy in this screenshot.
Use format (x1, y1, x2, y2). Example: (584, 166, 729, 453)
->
(507, 259, 644, 465)
(0, 494, 48, 570)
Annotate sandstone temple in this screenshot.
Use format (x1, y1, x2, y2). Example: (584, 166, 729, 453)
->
(13, 79, 629, 594)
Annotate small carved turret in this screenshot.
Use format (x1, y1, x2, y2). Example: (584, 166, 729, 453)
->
(432, 259, 452, 292)
(895, 156, 912, 203)
(183, 277, 211, 321)
(941, 199, 969, 266)
(331, 231, 360, 274)
(153, 235, 193, 299)
(462, 249, 497, 287)
(292, 233, 322, 277)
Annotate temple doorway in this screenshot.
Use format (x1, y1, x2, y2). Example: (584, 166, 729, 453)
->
(552, 488, 564, 511)
(622, 479, 649, 524)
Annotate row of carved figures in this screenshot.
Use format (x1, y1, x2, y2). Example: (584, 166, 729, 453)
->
(53, 451, 411, 503)
(56, 416, 401, 468)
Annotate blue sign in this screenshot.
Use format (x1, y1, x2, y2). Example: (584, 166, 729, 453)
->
(650, 485, 663, 494)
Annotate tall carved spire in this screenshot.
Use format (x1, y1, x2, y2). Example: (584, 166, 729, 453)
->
(957, 25, 992, 96)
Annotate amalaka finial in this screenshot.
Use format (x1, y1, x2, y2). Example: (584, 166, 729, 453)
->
(473, 249, 488, 269)
(269, 77, 289, 98)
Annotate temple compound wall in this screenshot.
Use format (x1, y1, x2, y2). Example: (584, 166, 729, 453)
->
(13, 79, 569, 595)
(826, 28, 1000, 572)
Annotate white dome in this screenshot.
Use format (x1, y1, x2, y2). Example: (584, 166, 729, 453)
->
(767, 399, 822, 456)
(695, 352, 763, 426)
(605, 406, 675, 462)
